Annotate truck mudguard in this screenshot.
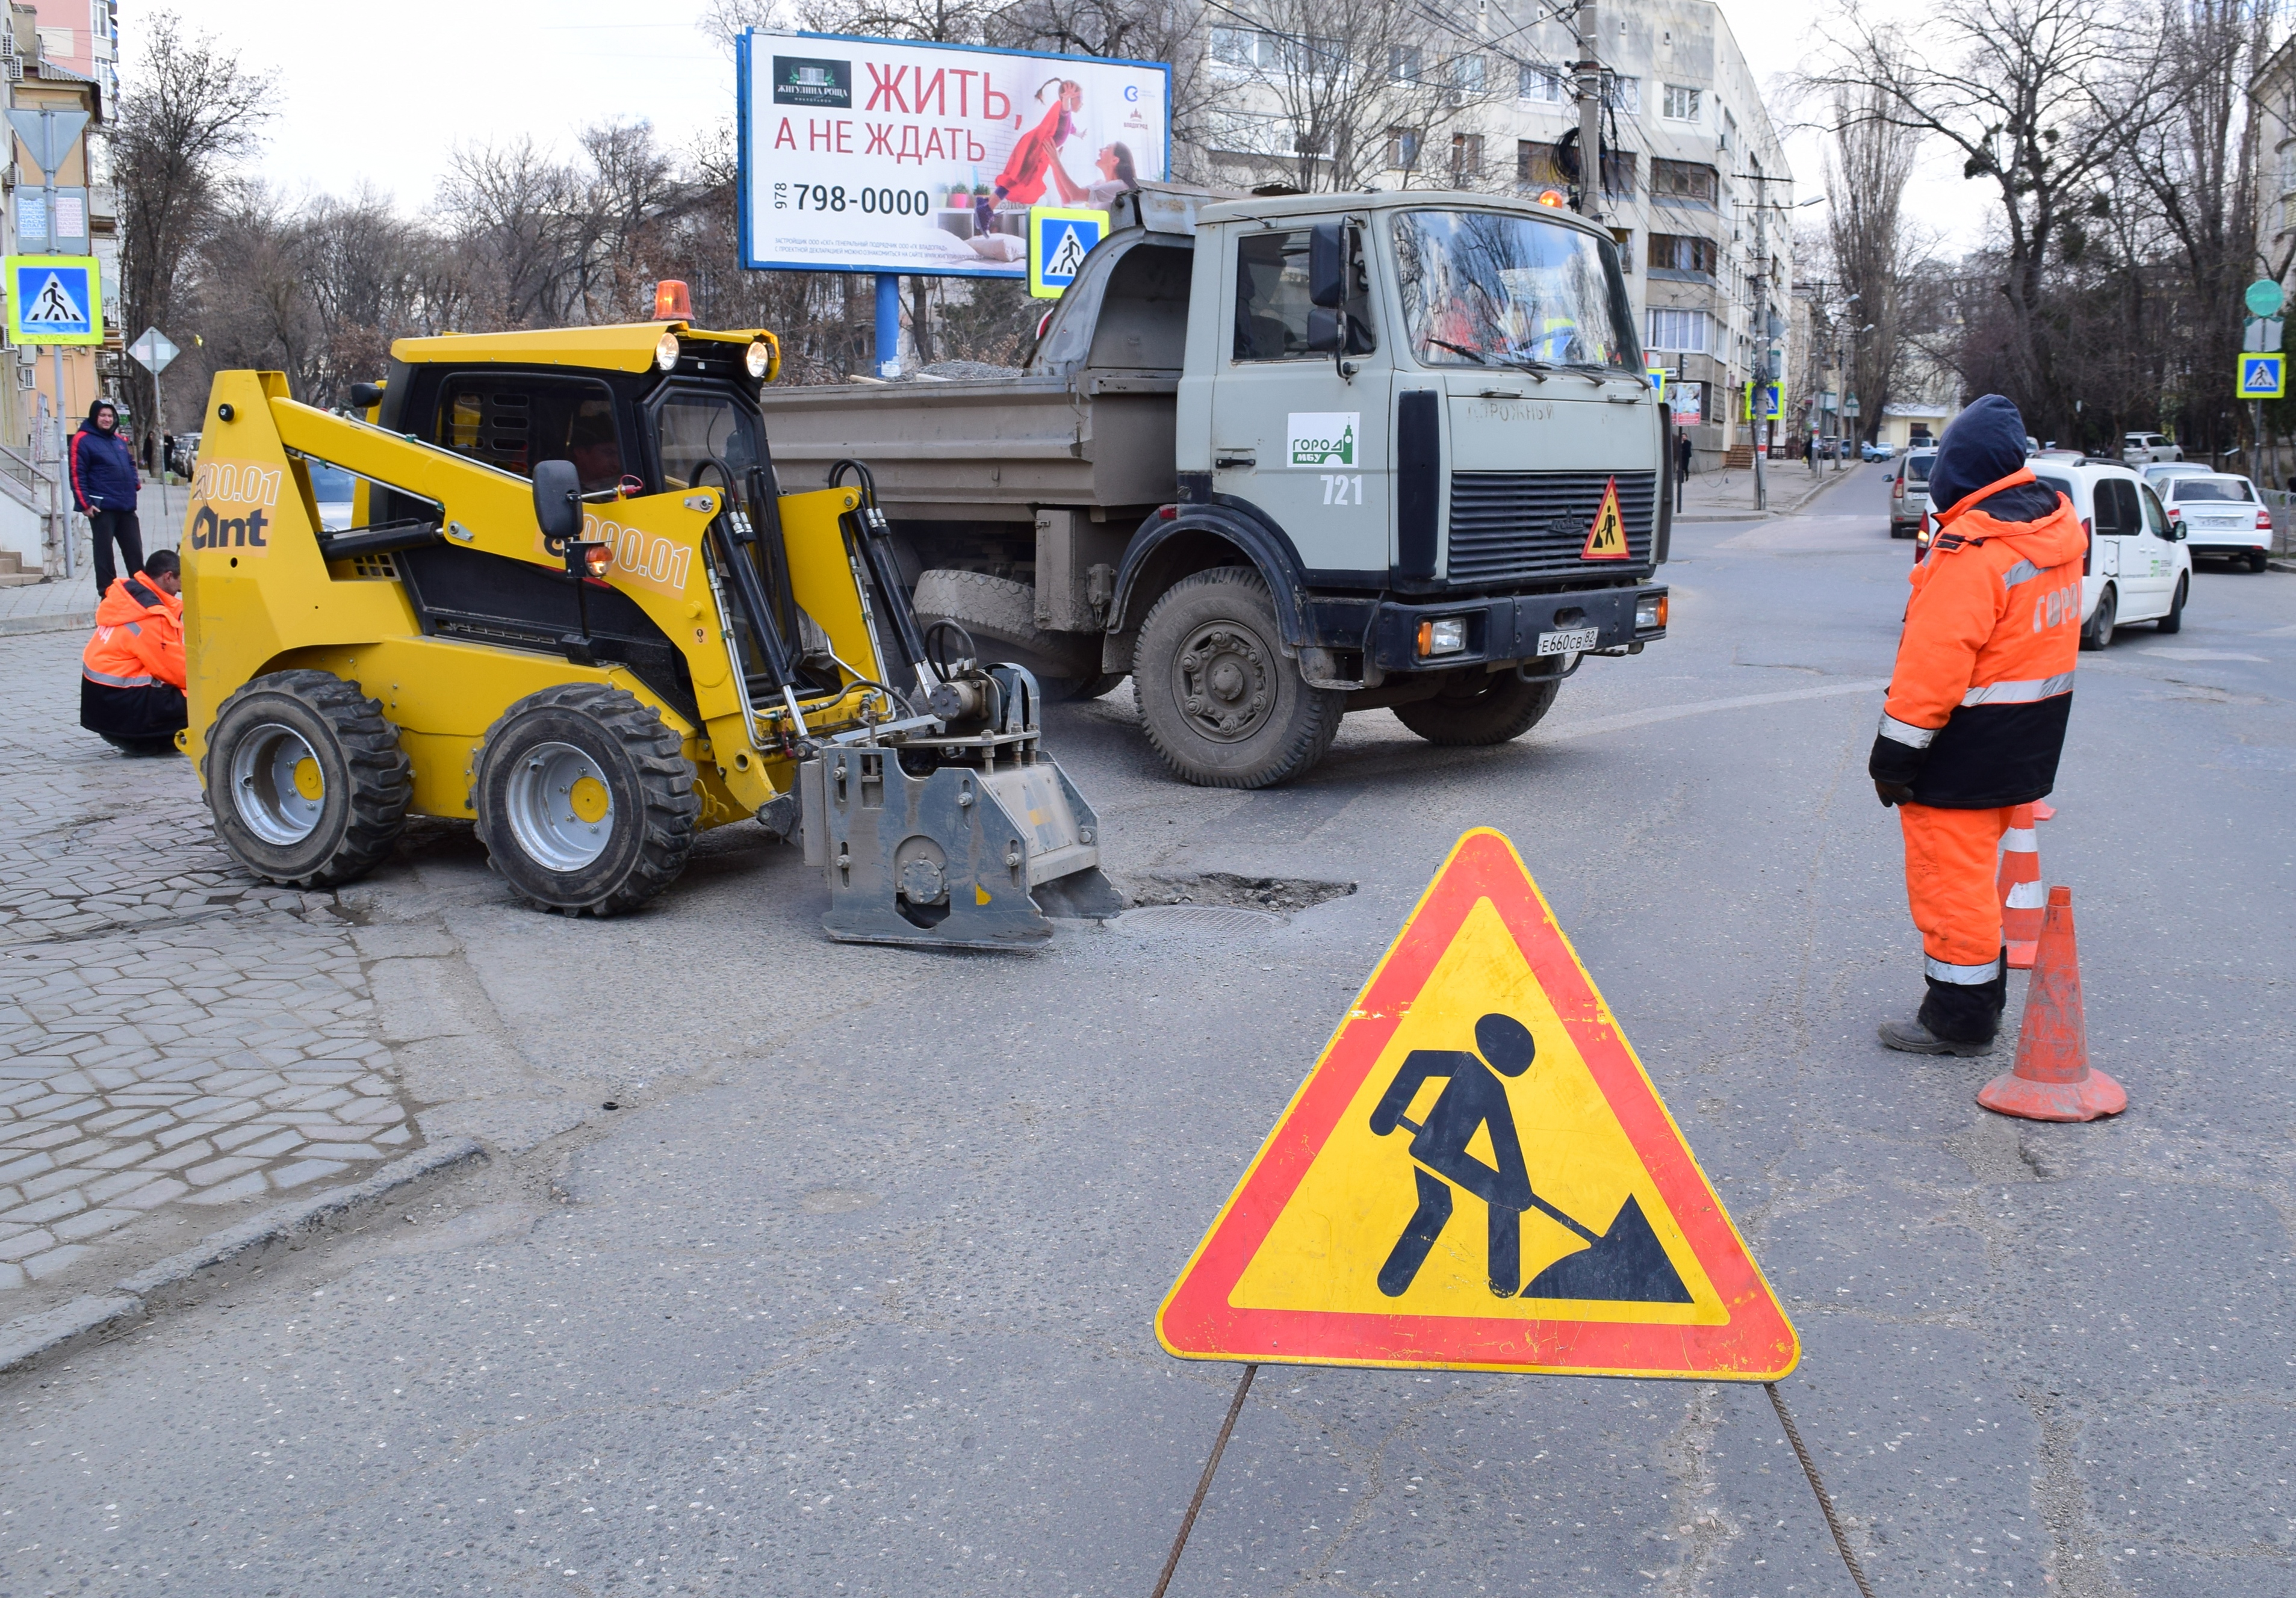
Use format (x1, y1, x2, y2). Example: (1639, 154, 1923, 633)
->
(1106, 492, 1318, 651)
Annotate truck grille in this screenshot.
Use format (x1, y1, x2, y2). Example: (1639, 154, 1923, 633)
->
(1447, 471, 1658, 582)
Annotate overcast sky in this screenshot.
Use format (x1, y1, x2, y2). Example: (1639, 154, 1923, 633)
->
(119, 0, 1977, 254)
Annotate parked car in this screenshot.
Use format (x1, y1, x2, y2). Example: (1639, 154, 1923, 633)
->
(166, 431, 200, 477)
(2157, 471, 2273, 572)
(1861, 439, 1896, 461)
(2122, 431, 2181, 465)
(2141, 461, 2210, 492)
(306, 462, 355, 533)
(1916, 459, 2191, 648)
(1888, 448, 1938, 538)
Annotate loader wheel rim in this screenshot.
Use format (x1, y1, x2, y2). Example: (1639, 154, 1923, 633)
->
(230, 723, 326, 846)
(505, 742, 615, 872)
(1173, 621, 1275, 744)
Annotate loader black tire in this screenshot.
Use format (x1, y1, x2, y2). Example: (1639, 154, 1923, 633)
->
(1392, 670, 1561, 746)
(1132, 566, 1343, 788)
(203, 669, 413, 889)
(473, 684, 699, 917)
(911, 568, 1108, 699)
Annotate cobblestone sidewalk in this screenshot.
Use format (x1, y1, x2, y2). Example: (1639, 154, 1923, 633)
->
(0, 630, 421, 1305)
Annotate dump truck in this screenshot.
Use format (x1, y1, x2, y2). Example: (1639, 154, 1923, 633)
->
(178, 302, 1120, 949)
(758, 185, 1674, 789)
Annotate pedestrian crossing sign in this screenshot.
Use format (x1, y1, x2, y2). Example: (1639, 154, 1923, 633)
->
(2238, 353, 2286, 400)
(1157, 829, 1799, 1380)
(5, 253, 101, 345)
(1028, 207, 1106, 299)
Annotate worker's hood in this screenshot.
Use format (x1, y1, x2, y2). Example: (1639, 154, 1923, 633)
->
(79, 401, 119, 436)
(1928, 395, 2057, 522)
(1940, 494, 2090, 572)
(96, 574, 179, 627)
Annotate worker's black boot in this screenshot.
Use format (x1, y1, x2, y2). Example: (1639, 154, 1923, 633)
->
(1879, 951, 2008, 1058)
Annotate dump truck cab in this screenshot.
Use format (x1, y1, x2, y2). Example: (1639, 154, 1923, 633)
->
(180, 308, 1119, 946)
(759, 185, 1672, 789)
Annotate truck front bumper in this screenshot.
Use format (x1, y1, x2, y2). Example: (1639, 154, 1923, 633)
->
(1353, 583, 1669, 675)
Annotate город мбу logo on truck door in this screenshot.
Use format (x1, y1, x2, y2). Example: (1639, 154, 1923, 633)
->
(1289, 413, 1359, 468)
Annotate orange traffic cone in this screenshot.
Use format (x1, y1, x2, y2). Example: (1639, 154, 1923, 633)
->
(1977, 886, 2126, 1123)
(1996, 805, 2045, 970)
(2031, 799, 2057, 822)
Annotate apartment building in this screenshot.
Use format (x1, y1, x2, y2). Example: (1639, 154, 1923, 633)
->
(0, 0, 119, 574)
(2253, 38, 2296, 283)
(1195, 0, 1794, 467)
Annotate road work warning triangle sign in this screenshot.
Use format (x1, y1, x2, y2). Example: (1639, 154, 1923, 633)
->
(1158, 829, 1798, 1380)
(1581, 478, 1630, 560)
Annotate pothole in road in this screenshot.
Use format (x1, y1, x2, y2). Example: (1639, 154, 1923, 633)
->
(1120, 872, 1357, 914)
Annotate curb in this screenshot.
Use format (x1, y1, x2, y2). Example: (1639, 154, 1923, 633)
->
(0, 1136, 486, 1379)
(0, 606, 93, 637)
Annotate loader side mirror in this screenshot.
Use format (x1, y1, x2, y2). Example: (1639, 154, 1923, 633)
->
(1309, 223, 1345, 309)
(532, 459, 582, 550)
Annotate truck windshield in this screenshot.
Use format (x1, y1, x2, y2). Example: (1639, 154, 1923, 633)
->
(654, 388, 772, 514)
(1391, 209, 1636, 371)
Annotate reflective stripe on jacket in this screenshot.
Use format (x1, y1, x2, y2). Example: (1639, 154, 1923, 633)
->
(1870, 469, 2088, 808)
(81, 574, 184, 692)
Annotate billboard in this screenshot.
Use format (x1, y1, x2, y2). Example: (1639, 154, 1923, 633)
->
(737, 31, 1170, 280)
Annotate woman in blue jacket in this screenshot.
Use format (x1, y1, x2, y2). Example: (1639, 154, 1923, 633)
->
(70, 400, 141, 598)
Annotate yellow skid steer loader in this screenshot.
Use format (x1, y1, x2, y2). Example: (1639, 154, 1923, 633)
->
(178, 300, 1120, 950)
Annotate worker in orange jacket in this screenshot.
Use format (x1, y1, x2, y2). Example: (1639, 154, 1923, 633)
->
(1869, 396, 2086, 1055)
(80, 547, 186, 755)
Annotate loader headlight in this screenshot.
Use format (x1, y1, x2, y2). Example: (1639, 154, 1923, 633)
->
(745, 339, 774, 380)
(655, 331, 681, 371)
(1636, 593, 1667, 630)
(1416, 617, 1469, 657)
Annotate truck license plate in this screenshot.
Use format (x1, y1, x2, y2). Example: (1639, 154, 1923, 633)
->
(1538, 627, 1600, 655)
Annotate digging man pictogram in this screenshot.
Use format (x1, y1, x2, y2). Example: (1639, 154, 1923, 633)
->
(1369, 1012, 1692, 1303)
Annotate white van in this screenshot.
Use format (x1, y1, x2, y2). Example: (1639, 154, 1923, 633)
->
(1919, 459, 2191, 648)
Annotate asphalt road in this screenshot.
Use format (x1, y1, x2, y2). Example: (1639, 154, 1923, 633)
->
(5, 469, 2293, 1596)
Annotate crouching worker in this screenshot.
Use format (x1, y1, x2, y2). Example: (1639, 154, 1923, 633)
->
(81, 548, 186, 755)
(1869, 395, 2085, 1056)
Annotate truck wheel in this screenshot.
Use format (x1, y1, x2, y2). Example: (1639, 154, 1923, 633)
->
(2080, 583, 2116, 651)
(473, 684, 700, 917)
(2155, 574, 2187, 633)
(1394, 670, 1562, 746)
(203, 669, 412, 888)
(1133, 567, 1342, 788)
(911, 568, 1105, 699)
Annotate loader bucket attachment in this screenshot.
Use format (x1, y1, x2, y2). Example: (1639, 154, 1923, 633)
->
(796, 663, 1123, 952)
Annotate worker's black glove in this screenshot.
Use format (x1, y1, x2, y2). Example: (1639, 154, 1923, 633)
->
(1867, 731, 1926, 810)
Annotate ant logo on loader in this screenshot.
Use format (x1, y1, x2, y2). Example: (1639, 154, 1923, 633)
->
(187, 462, 284, 554)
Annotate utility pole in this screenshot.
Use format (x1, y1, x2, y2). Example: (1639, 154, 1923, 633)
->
(1751, 172, 1768, 512)
(1573, 1, 1603, 225)
(7, 106, 90, 578)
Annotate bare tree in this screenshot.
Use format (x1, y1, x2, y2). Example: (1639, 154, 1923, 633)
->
(1807, 0, 2161, 431)
(1198, 0, 1493, 193)
(2124, 0, 2273, 460)
(1819, 69, 1925, 443)
(111, 9, 275, 456)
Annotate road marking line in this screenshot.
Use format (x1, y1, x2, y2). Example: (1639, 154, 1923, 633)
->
(1548, 680, 1890, 742)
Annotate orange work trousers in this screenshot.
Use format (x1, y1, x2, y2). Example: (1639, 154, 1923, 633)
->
(1897, 802, 2013, 980)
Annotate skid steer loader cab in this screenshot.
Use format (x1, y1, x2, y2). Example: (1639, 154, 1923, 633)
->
(180, 308, 1120, 947)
